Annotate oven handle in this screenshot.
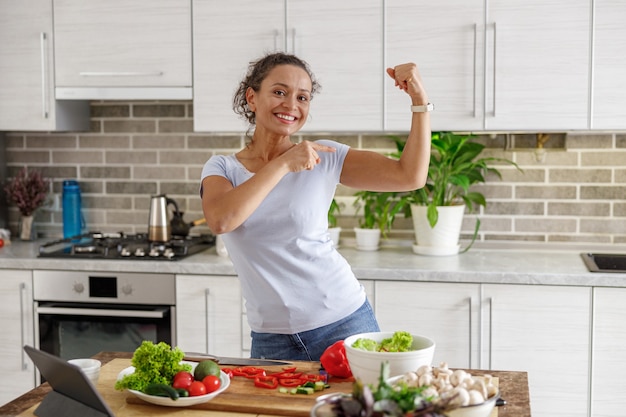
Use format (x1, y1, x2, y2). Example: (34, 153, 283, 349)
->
(36, 306, 168, 318)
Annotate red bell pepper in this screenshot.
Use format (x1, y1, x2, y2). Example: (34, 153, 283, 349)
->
(320, 340, 352, 378)
(254, 375, 278, 389)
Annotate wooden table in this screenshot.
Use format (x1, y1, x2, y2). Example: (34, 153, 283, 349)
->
(0, 352, 531, 417)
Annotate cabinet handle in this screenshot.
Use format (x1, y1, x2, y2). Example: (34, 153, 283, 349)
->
(488, 296, 493, 370)
(467, 297, 472, 367)
(291, 28, 297, 54)
(472, 23, 478, 118)
(78, 71, 164, 77)
(492, 22, 497, 117)
(204, 288, 210, 353)
(273, 29, 280, 51)
(19, 283, 28, 371)
(39, 33, 49, 119)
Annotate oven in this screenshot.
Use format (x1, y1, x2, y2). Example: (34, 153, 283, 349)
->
(33, 270, 176, 381)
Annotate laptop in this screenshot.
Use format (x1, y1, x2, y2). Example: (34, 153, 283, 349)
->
(23, 345, 115, 417)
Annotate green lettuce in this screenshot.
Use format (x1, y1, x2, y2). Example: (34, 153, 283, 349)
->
(351, 331, 414, 352)
(115, 341, 192, 392)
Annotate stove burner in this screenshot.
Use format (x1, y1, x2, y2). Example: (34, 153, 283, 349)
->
(39, 232, 215, 261)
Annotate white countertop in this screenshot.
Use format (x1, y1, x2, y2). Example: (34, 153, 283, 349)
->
(1, 238, 626, 287)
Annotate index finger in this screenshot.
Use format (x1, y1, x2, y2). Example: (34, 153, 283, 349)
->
(311, 143, 337, 153)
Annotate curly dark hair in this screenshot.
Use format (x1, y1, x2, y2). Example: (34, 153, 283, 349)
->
(233, 52, 321, 127)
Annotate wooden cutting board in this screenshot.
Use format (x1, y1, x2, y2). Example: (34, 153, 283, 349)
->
(123, 360, 353, 417)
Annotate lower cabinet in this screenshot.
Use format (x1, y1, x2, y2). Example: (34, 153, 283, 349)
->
(175, 275, 243, 357)
(591, 287, 626, 417)
(373, 280, 591, 417)
(483, 284, 591, 417)
(0, 270, 35, 406)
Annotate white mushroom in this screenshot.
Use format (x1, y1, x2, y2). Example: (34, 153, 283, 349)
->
(450, 369, 470, 387)
(402, 371, 419, 387)
(468, 389, 485, 405)
(416, 364, 432, 377)
(445, 387, 470, 407)
(471, 378, 488, 399)
(418, 372, 434, 387)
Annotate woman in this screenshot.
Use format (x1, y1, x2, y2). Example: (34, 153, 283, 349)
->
(200, 52, 431, 361)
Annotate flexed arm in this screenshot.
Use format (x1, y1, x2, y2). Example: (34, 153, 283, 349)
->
(340, 63, 431, 192)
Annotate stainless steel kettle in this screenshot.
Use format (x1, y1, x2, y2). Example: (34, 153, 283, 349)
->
(148, 194, 178, 242)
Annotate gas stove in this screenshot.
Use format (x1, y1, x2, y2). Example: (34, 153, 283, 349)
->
(38, 232, 215, 261)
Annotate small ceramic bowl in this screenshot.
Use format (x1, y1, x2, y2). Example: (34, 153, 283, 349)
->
(68, 358, 101, 384)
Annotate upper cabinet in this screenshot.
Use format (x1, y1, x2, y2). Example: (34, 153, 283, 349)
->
(0, 0, 89, 132)
(386, 0, 590, 132)
(192, 0, 382, 133)
(591, 0, 626, 130)
(53, 0, 192, 100)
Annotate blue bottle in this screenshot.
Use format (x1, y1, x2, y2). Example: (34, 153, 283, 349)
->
(62, 180, 84, 239)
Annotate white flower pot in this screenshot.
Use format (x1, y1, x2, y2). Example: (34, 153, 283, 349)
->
(411, 204, 465, 256)
(328, 227, 341, 248)
(354, 227, 381, 251)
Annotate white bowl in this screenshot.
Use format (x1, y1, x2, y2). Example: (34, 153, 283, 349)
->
(344, 332, 435, 386)
(116, 361, 230, 407)
(68, 358, 101, 384)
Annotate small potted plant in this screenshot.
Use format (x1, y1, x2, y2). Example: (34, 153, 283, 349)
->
(4, 167, 50, 240)
(328, 198, 342, 247)
(391, 132, 521, 255)
(353, 190, 405, 251)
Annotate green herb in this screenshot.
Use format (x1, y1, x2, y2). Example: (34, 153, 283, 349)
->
(114, 341, 192, 393)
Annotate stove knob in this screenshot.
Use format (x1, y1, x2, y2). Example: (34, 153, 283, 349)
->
(121, 283, 133, 296)
(73, 282, 85, 294)
(135, 248, 146, 257)
(120, 247, 131, 257)
(149, 248, 160, 257)
(164, 248, 175, 259)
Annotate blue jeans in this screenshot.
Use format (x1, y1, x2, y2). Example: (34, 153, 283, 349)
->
(250, 299, 379, 361)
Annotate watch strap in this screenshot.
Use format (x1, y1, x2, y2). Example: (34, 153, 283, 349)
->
(411, 103, 434, 112)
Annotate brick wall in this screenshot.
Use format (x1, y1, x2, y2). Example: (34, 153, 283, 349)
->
(3, 101, 626, 245)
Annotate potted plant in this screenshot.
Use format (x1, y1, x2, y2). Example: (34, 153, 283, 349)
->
(328, 198, 342, 247)
(391, 132, 521, 255)
(4, 167, 50, 240)
(353, 190, 404, 251)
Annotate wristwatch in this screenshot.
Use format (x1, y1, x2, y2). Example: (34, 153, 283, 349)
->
(411, 103, 434, 113)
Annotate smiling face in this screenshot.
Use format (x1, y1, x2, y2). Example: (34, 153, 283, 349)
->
(246, 64, 312, 137)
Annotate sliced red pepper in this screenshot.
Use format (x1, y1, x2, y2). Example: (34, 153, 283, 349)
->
(232, 366, 266, 378)
(278, 378, 303, 387)
(220, 367, 234, 378)
(281, 366, 297, 373)
(254, 375, 278, 389)
(269, 371, 303, 379)
(300, 373, 324, 382)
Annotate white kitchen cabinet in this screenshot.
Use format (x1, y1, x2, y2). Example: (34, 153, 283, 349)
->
(0, 0, 89, 131)
(192, 0, 382, 132)
(374, 280, 591, 417)
(591, 0, 626, 129)
(591, 287, 626, 417)
(374, 281, 481, 369)
(0, 270, 35, 406)
(175, 275, 243, 357)
(386, 0, 590, 132)
(52, 0, 192, 100)
(483, 284, 591, 417)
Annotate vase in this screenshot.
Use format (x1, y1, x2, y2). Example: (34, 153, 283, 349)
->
(354, 227, 381, 251)
(411, 204, 465, 256)
(20, 215, 35, 240)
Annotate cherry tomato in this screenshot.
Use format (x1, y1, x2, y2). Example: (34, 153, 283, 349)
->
(172, 373, 193, 390)
(202, 375, 221, 393)
(0, 239, 4, 248)
(187, 380, 207, 396)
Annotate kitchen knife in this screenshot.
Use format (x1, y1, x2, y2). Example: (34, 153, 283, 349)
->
(183, 352, 292, 366)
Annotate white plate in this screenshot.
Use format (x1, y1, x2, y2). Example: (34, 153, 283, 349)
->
(116, 361, 230, 407)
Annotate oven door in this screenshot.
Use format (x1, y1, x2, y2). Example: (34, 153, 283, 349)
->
(35, 301, 176, 360)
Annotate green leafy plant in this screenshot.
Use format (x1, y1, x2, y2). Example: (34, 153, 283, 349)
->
(391, 132, 521, 228)
(328, 198, 341, 228)
(353, 190, 404, 239)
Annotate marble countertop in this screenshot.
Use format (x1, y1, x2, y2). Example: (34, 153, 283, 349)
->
(1, 238, 626, 287)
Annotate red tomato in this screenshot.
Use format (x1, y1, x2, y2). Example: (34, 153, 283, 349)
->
(187, 380, 207, 396)
(202, 375, 221, 393)
(0, 239, 4, 248)
(172, 373, 193, 390)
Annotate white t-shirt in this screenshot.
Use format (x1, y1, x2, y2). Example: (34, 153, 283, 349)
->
(200, 139, 365, 334)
